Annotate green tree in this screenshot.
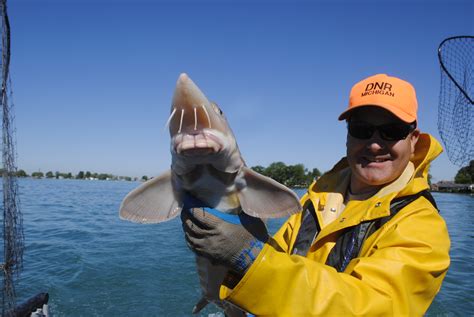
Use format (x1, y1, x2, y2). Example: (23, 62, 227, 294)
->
(142, 175, 149, 181)
(46, 171, 54, 178)
(286, 164, 307, 187)
(251, 162, 323, 187)
(85, 171, 92, 179)
(310, 168, 322, 179)
(265, 162, 288, 185)
(454, 168, 471, 184)
(251, 165, 267, 176)
(454, 160, 474, 184)
(32, 171, 44, 178)
(55, 171, 60, 179)
(76, 171, 85, 179)
(98, 173, 111, 180)
(16, 169, 28, 177)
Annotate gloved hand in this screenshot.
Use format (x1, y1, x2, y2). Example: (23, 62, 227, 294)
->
(181, 206, 269, 284)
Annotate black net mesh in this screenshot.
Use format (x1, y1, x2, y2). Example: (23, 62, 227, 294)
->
(438, 36, 474, 167)
(1, 0, 24, 315)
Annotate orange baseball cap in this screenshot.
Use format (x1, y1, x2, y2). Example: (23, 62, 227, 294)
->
(338, 74, 418, 123)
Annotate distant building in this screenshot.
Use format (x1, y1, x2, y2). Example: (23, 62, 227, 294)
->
(432, 181, 474, 193)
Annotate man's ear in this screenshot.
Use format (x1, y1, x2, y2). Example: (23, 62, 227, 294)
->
(410, 129, 420, 155)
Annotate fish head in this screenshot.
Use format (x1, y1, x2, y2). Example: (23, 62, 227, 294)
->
(119, 73, 302, 224)
(168, 73, 244, 176)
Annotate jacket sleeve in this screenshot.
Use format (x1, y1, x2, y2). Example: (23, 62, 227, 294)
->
(219, 198, 450, 316)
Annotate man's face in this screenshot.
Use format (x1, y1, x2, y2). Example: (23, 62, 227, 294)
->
(346, 107, 420, 194)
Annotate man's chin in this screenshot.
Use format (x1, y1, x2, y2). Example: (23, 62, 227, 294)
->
(354, 168, 394, 187)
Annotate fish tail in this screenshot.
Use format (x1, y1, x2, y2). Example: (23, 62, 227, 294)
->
(192, 296, 209, 314)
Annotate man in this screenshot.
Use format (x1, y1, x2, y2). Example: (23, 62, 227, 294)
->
(181, 74, 450, 315)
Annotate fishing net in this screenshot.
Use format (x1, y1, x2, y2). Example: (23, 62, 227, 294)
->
(437, 35, 474, 166)
(0, 0, 24, 315)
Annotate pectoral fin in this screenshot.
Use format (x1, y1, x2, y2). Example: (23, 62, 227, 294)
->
(237, 167, 302, 218)
(119, 170, 182, 223)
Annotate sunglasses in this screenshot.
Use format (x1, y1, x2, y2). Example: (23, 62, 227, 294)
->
(348, 121, 416, 141)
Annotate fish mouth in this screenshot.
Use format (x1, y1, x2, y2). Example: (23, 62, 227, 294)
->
(173, 131, 223, 156)
(167, 73, 229, 137)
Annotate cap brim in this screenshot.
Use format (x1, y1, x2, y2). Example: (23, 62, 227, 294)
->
(338, 104, 416, 123)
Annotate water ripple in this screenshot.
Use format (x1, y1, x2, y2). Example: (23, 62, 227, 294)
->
(7, 180, 473, 315)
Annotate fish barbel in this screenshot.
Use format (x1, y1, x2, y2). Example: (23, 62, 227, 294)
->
(119, 73, 301, 315)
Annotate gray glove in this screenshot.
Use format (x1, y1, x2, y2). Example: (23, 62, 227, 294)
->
(181, 207, 268, 282)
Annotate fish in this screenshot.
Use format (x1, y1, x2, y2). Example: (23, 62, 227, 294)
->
(119, 73, 301, 315)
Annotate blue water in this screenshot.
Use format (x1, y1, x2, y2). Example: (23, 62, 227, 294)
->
(4, 179, 474, 316)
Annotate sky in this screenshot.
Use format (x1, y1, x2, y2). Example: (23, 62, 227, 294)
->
(6, 0, 474, 182)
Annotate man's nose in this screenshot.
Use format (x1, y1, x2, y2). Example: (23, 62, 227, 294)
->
(365, 130, 386, 151)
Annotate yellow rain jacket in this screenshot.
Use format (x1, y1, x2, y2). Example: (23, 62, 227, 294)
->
(220, 133, 450, 316)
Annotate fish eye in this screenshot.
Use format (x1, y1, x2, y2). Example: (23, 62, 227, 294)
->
(211, 102, 223, 115)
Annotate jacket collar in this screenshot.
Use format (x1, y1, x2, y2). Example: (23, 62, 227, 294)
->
(306, 133, 443, 233)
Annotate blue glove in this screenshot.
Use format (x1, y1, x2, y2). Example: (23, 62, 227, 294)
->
(181, 194, 268, 286)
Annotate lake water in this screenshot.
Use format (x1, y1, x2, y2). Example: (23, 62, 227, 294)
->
(4, 178, 474, 316)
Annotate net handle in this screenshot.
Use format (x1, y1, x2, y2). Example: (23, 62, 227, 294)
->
(437, 35, 474, 105)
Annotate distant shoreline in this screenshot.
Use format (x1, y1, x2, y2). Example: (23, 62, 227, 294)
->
(431, 181, 474, 194)
(11, 176, 143, 182)
(3, 169, 149, 182)
(431, 189, 474, 194)
(11, 177, 474, 194)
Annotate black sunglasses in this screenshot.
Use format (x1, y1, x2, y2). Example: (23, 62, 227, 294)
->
(348, 121, 416, 141)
